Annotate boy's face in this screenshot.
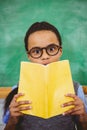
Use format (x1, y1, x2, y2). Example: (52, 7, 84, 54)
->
(27, 30, 62, 65)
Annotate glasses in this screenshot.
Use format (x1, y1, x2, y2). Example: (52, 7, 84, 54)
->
(27, 44, 62, 59)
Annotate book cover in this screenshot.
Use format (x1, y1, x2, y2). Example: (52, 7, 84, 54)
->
(18, 60, 75, 118)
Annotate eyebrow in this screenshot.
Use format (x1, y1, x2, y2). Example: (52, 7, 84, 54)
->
(29, 43, 61, 50)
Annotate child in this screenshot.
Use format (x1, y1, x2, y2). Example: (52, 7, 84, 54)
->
(3, 21, 87, 130)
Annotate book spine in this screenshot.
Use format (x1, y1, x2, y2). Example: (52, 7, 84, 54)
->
(44, 67, 48, 118)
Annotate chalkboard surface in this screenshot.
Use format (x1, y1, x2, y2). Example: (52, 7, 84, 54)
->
(0, 0, 87, 87)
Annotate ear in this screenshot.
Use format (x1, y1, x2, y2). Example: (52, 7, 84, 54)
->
(28, 54, 33, 62)
(28, 54, 30, 60)
(59, 47, 63, 57)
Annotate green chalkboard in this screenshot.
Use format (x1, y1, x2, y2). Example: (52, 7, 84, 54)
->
(0, 0, 87, 87)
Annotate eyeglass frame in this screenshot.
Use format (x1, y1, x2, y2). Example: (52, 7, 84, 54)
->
(27, 43, 62, 59)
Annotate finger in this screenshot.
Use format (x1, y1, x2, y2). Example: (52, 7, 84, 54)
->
(9, 100, 32, 109)
(10, 93, 24, 106)
(17, 100, 32, 106)
(62, 100, 84, 109)
(10, 105, 32, 116)
(71, 105, 86, 115)
(71, 106, 84, 115)
(63, 105, 85, 116)
(18, 105, 32, 111)
(62, 107, 76, 115)
(63, 108, 80, 115)
(71, 110, 83, 115)
(12, 93, 24, 101)
(62, 101, 75, 107)
(11, 105, 32, 112)
(64, 94, 84, 106)
(65, 93, 77, 100)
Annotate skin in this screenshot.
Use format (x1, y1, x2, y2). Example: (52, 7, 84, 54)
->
(4, 30, 87, 130)
(28, 30, 62, 64)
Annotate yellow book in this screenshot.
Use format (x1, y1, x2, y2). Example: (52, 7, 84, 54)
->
(18, 60, 75, 118)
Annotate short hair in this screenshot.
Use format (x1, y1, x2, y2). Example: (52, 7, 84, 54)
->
(24, 21, 62, 51)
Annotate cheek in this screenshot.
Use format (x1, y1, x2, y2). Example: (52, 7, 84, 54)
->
(28, 56, 41, 63)
(51, 55, 60, 62)
(52, 52, 62, 61)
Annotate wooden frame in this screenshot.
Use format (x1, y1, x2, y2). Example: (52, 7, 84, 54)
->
(83, 86, 87, 95)
(0, 87, 11, 98)
(0, 86, 87, 98)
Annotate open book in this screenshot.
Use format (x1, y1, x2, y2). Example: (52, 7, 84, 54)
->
(18, 60, 75, 118)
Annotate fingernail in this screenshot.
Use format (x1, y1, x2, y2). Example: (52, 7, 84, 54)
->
(62, 113, 65, 116)
(29, 106, 32, 109)
(61, 104, 64, 107)
(29, 100, 32, 103)
(20, 93, 24, 95)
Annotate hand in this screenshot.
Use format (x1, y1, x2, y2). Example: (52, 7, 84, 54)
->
(62, 93, 86, 116)
(9, 93, 32, 124)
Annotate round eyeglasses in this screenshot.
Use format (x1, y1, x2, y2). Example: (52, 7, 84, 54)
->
(27, 44, 62, 59)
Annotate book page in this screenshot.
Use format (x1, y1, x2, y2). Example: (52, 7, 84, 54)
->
(47, 61, 75, 117)
(18, 62, 48, 118)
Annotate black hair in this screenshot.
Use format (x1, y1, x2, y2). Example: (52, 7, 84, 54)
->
(24, 21, 62, 51)
(3, 87, 18, 116)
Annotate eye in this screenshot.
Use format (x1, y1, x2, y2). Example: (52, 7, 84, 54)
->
(32, 49, 40, 54)
(49, 46, 55, 52)
(48, 45, 57, 52)
(30, 48, 41, 57)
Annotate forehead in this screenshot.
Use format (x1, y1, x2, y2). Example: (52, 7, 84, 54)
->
(28, 30, 59, 49)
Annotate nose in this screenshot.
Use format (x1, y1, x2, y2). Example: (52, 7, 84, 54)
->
(41, 49, 50, 60)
